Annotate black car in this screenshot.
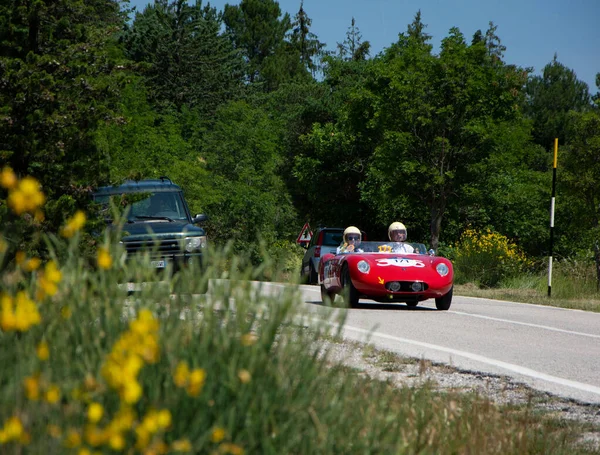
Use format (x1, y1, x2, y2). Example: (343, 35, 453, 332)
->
(92, 177, 208, 272)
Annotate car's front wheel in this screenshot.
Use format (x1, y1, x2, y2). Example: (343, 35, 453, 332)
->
(435, 286, 453, 310)
(342, 266, 360, 308)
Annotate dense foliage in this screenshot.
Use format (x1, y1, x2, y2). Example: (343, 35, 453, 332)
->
(1, 0, 599, 268)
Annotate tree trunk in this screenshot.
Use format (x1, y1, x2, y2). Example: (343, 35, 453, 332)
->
(430, 206, 444, 251)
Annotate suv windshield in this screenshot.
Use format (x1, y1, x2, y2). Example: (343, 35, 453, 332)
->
(95, 191, 189, 222)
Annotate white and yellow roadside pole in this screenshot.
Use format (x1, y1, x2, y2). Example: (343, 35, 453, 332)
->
(548, 138, 558, 297)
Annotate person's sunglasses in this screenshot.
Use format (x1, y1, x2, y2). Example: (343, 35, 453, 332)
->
(347, 235, 360, 241)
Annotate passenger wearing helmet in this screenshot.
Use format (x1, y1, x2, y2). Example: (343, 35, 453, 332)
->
(388, 222, 414, 253)
(337, 226, 364, 254)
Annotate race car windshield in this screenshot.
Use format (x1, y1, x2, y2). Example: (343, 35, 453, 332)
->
(349, 241, 427, 254)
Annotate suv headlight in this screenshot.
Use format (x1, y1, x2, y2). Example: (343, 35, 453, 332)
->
(185, 236, 207, 252)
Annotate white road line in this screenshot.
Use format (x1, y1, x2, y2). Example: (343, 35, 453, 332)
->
(341, 324, 600, 397)
(450, 311, 600, 339)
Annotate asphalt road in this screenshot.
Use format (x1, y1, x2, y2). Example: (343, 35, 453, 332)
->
(290, 283, 600, 405)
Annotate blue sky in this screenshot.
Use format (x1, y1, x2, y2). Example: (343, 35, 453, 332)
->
(127, 0, 600, 92)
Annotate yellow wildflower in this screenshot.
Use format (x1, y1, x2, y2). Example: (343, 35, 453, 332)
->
(14, 291, 41, 331)
(61, 210, 87, 238)
(3, 416, 24, 440)
(1, 291, 41, 332)
(45, 384, 61, 403)
(23, 257, 41, 272)
(186, 368, 206, 397)
(110, 407, 136, 432)
(23, 374, 41, 400)
(64, 429, 82, 448)
(15, 250, 25, 265)
(87, 403, 104, 424)
(220, 443, 245, 455)
(157, 409, 171, 429)
(171, 439, 192, 452)
(122, 379, 142, 404)
(240, 333, 257, 346)
(78, 448, 92, 455)
(173, 361, 190, 388)
(34, 209, 44, 222)
(0, 166, 17, 189)
(135, 426, 151, 450)
(36, 340, 50, 361)
(97, 247, 112, 269)
(1, 294, 17, 331)
(37, 260, 62, 299)
(237, 369, 251, 384)
(211, 427, 226, 443)
(141, 411, 160, 434)
(7, 176, 46, 215)
(109, 433, 125, 451)
(84, 425, 106, 447)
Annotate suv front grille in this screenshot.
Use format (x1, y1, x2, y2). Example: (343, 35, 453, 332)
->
(123, 238, 182, 255)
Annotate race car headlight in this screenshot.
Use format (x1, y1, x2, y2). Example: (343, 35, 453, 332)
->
(357, 260, 370, 274)
(185, 235, 207, 252)
(436, 263, 449, 277)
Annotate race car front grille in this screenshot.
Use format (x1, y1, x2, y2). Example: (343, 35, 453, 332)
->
(385, 281, 429, 292)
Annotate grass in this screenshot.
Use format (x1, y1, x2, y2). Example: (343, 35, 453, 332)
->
(1, 216, 600, 454)
(2, 239, 600, 454)
(455, 272, 600, 312)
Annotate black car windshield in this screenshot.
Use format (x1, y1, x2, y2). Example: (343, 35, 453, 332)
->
(95, 192, 189, 222)
(322, 231, 343, 246)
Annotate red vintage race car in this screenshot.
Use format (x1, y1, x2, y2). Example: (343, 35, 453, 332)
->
(319, 241, 454, 310)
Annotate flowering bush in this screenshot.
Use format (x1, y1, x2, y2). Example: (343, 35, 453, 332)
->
(448, 228, 533, 287)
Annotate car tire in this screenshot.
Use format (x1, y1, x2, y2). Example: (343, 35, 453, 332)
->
(300, 267, 309, 284)
(435, 286, 453, 310)
(342, 266, 360, 308)
(320, 283, 336, 305)
(309, 263, 318, 285)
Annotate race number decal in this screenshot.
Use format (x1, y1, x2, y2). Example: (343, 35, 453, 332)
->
(375, 258, 425, 268)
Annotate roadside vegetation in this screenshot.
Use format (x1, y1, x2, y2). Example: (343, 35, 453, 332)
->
(1, 0, 600, 451)
(2, 172, 600, 454)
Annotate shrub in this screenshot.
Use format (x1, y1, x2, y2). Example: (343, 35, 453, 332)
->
(449, 228, 533, 287)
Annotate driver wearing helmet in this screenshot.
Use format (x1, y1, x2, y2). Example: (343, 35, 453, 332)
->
(337, 226, 364, 254)
(388, 222, 414, 253)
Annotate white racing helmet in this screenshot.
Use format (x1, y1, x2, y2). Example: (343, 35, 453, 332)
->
(388, 222, 407, 241)
(343, 226, 362, 243)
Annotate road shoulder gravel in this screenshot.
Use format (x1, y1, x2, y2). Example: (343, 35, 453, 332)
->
(323, 337, 600, 448)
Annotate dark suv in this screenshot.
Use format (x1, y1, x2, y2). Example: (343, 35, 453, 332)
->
(92, 177, 207, 272)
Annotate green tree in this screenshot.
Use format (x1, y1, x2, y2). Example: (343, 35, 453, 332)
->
(559, 106, 600, 253)
(122, 0, 244, 114)
(201, 100, 297, 254)
(524, 56, 592, 152)
(359, 17, 529, 249)
(223, 0, 293, 88)
(289, 1, 326, 76)
(291, 52, 375, 229)
(336, 17, 371, 61)
(0, 0, 131, 238)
